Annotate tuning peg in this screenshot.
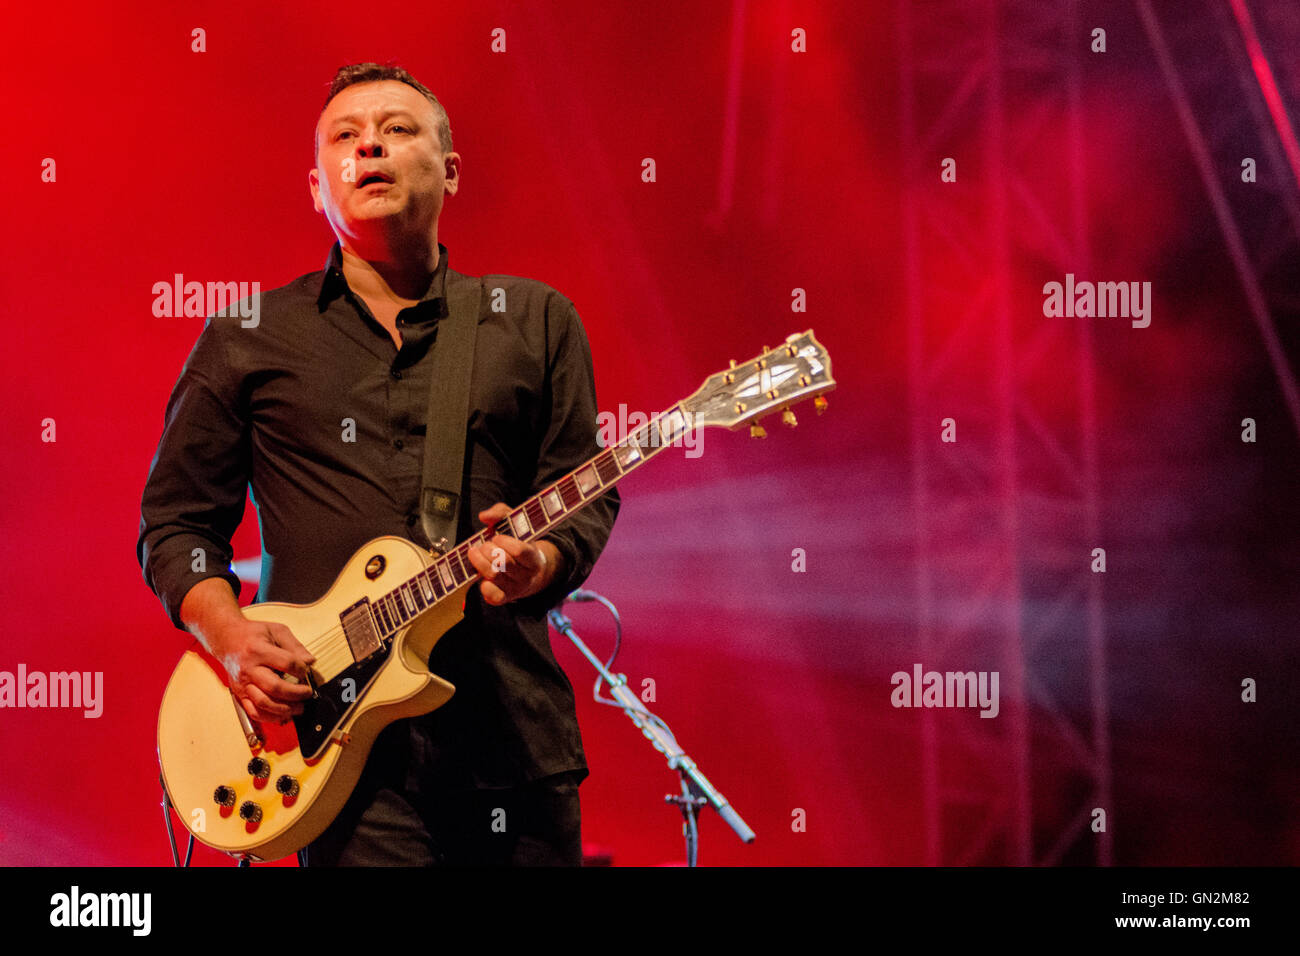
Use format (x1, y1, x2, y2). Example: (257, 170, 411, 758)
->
(814, 396, 828, 415)
(782, 409, 797, 428)
(750, 424, 767, 439)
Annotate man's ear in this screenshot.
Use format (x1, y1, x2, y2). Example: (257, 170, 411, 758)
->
(444, 152, 461, 197)
(308, 167, 323, 213)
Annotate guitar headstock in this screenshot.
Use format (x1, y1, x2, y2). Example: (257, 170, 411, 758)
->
(681, 330, 835, 431)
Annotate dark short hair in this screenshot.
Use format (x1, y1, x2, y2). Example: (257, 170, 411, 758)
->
(317, 63, 453, 156)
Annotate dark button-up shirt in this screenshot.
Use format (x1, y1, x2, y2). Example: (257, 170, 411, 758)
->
(137, 241, 620, 787)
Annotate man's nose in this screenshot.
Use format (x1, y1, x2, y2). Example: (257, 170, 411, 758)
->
(357, 128, 386, 157)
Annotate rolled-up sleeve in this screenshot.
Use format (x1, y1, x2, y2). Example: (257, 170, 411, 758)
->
(524, 298, 620, 613)
(136, 318, 250, 629)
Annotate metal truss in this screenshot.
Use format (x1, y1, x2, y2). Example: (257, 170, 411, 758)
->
(1136, 0, 1300, 437)
(898, 0, 1110, 865)
(898, 0, 1299, 868)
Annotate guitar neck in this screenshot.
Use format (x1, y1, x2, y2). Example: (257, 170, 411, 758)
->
(363, 327, 836, 637)
(365, 403, 693, 637)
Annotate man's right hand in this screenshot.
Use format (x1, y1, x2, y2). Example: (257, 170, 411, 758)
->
(179, 578, 316, 724)
(209, 619, 316, 724)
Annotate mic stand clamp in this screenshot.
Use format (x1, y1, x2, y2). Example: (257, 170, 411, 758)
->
(666, 780, 710, 867)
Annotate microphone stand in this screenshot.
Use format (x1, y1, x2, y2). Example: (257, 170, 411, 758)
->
(549, 592, 755, 865)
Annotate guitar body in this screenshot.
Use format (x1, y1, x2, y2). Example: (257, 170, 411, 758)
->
(154, 331, 835, 864)
(157, 536, 467, 862)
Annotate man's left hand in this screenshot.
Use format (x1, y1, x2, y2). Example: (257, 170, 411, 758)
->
(466, 502, 564, 605)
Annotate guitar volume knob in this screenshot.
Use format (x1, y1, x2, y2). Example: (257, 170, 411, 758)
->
(239, 801, 263, 823)
(247, 757, 271, 779)
(213, 785, 236, 808)
(275, 775, 300, 798)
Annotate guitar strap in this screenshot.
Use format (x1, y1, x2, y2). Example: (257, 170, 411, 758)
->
(419, 271, 484, 556)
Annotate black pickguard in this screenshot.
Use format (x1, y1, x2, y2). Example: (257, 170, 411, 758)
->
(292, 649, 391, 761)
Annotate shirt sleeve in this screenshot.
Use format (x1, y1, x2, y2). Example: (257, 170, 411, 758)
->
(519, 297, 620, 615)
(136, 318, 251, 630)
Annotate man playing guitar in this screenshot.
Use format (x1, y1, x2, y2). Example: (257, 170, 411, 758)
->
(138, 62, 620, 865)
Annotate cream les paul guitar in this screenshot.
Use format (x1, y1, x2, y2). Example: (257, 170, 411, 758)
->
(157, 330, 835, 861)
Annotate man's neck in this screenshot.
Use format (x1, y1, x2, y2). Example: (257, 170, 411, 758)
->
(339, 234, 440, 304)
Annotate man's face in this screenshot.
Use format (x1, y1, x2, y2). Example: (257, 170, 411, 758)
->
(309, 81, 459, 242)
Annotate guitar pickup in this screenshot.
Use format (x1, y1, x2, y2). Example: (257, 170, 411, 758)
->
(340, 599, 383, 662)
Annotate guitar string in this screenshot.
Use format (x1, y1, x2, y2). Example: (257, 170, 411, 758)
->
(274, 429, 673, 672)
(287, 523, 509, 667)
(258, 403, 806, 708)
(278, 393, 821, 695)
(290, 484, 603, 660)
(301, 541, 542, 671)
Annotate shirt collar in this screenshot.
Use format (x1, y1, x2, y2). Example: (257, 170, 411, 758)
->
(316, 241, 451, 318)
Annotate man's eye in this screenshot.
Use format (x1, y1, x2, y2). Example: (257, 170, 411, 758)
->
(388, 125, 410, 134)
(337, 131, 355, 140)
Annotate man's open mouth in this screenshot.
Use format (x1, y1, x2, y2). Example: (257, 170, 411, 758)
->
(358, 172, 395, 188)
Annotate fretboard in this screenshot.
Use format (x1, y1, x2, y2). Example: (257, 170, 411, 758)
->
(364, 403, 696, 638)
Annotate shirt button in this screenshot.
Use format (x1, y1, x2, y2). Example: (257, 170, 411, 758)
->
(393, 439, 404, 450)
(391, 369, 402, 380)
